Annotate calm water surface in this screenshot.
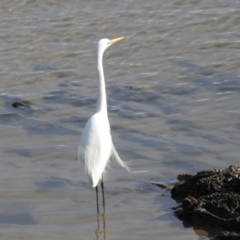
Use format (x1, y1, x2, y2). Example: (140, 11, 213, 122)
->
(0, 0, 239, 239)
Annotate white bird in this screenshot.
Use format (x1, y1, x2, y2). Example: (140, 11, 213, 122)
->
(78, 37, 130, 213)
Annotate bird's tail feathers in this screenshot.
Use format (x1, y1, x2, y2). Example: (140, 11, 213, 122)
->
(111, 144, 131, 172)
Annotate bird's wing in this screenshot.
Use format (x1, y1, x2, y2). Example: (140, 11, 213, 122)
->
(111, 143, 131, 172)
(78, 114, 112, 173)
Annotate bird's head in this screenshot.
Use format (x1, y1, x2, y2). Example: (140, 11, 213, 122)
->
(98, 37, 124, 54)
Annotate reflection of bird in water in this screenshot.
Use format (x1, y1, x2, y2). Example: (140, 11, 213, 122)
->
(95, 213, 106, 240)
(78, 38, 130, 214)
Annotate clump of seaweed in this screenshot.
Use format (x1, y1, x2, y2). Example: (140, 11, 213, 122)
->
(171, 165, 240, 199)
(168, 166, 240, 239)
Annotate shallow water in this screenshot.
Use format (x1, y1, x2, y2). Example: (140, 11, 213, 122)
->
(0, 0, 239, 239)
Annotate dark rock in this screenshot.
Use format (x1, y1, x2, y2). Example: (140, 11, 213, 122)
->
(12, 102, 30, 109)
(151, 182, 172, 190)
(169, 166, 240, 239)
(171, 165, 240, 199)
(177, 193, 240, 231)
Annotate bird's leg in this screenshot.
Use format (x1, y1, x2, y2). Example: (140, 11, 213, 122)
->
(101, 176, 105, 213)
(96, 186, 99, 214)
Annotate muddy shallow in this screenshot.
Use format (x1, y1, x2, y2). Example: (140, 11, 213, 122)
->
(0, 1, 239, 239)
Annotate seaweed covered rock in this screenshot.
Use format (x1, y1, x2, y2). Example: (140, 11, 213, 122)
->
(169, 166, 240, 239)
(171, 165, 240, 199)
(176, 193, 240, 231)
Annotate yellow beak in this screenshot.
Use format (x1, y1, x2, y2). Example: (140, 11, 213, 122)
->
(109, 37, 125, 45)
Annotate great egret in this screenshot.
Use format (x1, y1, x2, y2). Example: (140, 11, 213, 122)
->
(78, 37, 130, 213)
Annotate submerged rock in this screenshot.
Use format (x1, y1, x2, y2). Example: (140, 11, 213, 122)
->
(212, 231, 240, 240)
(12, 102, 30, 109)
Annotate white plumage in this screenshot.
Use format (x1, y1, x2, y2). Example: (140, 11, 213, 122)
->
(79, 112, 112, 187)
(78, 37, 130, 213)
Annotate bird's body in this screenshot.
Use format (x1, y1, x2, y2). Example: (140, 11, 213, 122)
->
(79, 112, 111, 187)
(78, 37, 129, 213)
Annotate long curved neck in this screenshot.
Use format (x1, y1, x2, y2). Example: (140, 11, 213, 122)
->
(96, 49, 108, 114)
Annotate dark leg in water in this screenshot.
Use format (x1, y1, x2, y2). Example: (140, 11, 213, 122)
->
(101, 176, 105, 212)
(95, 186, 99, 214)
